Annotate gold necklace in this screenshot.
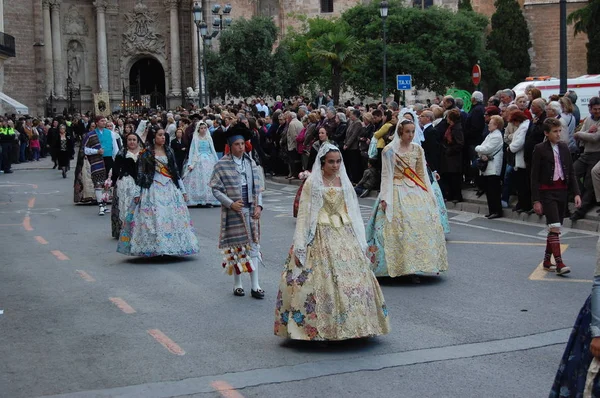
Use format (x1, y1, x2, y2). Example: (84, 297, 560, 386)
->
(323, 173, 338, 187)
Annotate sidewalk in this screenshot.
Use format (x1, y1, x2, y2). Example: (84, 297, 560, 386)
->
(6, 156, 56, 171)
(268, 175, 600, 233)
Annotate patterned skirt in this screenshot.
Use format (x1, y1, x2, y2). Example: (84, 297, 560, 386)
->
(366, 184, 449, 277)
(432, 179, 450, 234)
(111, 176, 137, 238)
(550, 296, 600, 398)
(73, 148, 96, 204)
(274, 223, 390, 341)
(117, 179, 199, 257)
(183, 157, 220, 206)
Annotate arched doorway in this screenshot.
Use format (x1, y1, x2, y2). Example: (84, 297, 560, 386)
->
(129, 57, 166, 110)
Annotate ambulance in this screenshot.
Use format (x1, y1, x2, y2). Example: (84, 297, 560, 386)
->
(512, 75, 600, 121)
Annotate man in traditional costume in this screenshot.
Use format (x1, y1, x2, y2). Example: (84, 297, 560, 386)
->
(82, 117, 111, 215)
(210, 122, 265, 299)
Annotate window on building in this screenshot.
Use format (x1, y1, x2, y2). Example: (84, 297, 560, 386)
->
(412, 0, 433, 8)
(321, 0, 334, 13)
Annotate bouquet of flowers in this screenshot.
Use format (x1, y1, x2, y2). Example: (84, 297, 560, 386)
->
(298, 170, 311, 180)
(293, 171, 311, 218)
(102, 170, 114, 204)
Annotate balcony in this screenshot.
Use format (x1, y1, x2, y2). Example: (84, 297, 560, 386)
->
(0, 33, 16, 58)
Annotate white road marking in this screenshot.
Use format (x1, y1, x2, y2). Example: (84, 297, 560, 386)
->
(449, 221, 546, 241)
(450, 213, 479, 223)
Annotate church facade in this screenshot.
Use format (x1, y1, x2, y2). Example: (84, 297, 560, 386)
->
(1, 0, 590, 116)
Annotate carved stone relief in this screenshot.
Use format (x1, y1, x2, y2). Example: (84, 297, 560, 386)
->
(64, 6, 88, 36)
(122, 1, 166, 57)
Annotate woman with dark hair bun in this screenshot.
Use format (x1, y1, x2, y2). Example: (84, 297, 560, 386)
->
(366, 119, 448, 281)
(110, 131, 143, 238)
(117, 129, 199, 257)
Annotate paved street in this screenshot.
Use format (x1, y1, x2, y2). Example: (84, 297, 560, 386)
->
(1, 157, 599, 398)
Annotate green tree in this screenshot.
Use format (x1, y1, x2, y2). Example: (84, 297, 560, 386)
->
(568, 0, 600, 74)
(205, 16, 279, 99)
(280, 17, 351, 101)
(339, 1, 502, 97)
(486, 0, 531, 91)
(307, 28, 364, 105)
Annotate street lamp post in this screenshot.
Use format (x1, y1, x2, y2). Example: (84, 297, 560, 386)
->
(200, 21, 210, 107)
(212, 3, 232, 32)
(559, 0, 567, 95)
(192, 2, 204, 107)
(380, 1, 388, 105)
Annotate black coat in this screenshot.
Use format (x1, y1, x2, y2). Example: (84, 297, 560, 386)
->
(212, 127, 227, 153)
(332, 122, 347, 147)
(440, 123, 464, 174)
(464, 103, 485, 146)
(111, 150, 138, 186)
(524, 112, 546, 166)
(170, 139, 187, 173)
(422, 124, 442, 172)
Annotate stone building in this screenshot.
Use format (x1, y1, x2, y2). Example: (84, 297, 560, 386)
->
(0, 0, 591, 116)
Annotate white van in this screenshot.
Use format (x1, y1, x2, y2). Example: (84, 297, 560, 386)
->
(512, 75, 600, 122)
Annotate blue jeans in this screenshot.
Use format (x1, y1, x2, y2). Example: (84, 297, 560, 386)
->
(19, 142, 27, 162)
(502, 164, 514, 203)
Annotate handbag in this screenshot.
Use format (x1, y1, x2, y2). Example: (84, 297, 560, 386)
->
(367, 137, 378, 159)
(476, 145, 503, 173)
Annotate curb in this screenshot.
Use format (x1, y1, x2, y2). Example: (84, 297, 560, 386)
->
(267, 176, 600, 233)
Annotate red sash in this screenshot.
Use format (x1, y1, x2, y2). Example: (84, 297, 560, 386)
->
(396, 154, 428, 192)
(156, 158, 172, 179)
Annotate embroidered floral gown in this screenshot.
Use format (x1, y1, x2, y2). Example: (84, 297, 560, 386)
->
(183, 135, 220, 206)
(274, 185, 390, 341)
(117, 155, 199, 257)
(366, 144, 448, 277)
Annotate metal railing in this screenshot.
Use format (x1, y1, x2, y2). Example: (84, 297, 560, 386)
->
(0, 32, 16, 58)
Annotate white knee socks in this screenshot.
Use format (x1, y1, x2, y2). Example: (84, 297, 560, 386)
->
(250, 256, 261, 291)
(95, 188, 103, 205)
(234, 273, 242, 289)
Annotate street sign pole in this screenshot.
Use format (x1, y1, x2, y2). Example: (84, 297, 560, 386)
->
(472, 64, 482, 91)
(396, 75, 412, 105)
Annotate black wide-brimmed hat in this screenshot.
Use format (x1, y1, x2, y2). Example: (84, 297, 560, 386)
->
(225, 122, 252, 145)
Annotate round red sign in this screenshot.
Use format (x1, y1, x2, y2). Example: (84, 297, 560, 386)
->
(472, 64, 482, 86)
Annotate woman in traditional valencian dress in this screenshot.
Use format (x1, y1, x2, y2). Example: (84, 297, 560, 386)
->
(117, 129, 199, 257)
(366, 119, 448, 279)
(110, 130, 142, 238)
(182, 121, 220, 207)
(73, 121, 97, 204)
(550, 238, 600, 397)
(274, 143, 390, 341)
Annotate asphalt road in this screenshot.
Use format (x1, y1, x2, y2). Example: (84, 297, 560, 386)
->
(1, 158, 599, 398)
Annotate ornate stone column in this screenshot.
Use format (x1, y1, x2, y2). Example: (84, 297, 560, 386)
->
(49, 0, 63, 97)
(42, 0, 54, 97)
(165, 0, 181, 96)
(93, 0, 109, 92)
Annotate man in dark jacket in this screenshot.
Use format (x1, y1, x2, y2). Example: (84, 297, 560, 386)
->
(343, 109, 363, 183)
(464, 91, 486, 185)
(420, 110, 441, 172)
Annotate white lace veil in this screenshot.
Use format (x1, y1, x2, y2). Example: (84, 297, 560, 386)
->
(380, 119, 435, 222)
(184, 122, 217, 175)
(401, 108, 424, 145)
(292, 142, 367, 265)
(135, 120, 148, 144)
